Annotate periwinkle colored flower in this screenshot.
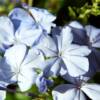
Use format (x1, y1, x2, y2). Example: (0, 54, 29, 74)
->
(68, 21, 100, 71)
(9, 7, 56, 34)
(36, 72, 53, 93)
(37, 26, 91, 77)
(36, 73, 47, 93)
(52, 76, 100, 100)
(0, 16, 42, 52)
(1, 44, 44, 91)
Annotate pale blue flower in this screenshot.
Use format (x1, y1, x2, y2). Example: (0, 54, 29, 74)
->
(52, 76, 100, 100)
(9, 7, 56, 34)
(36, 73, 47, 93)
(37, 26, 91, 77)
(2, 44, 44, 91)
(69, 21, 100, 71)
(36, 72, 53, 93)
(0, 16, 42, 52)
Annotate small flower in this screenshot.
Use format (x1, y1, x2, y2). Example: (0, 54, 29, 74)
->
(36, 73, 47, 93)
(0, 16, 42, 52)
(9, 7, 56, 34)
(68, 21, 100, 71)
(2, 44, 44, 91)
(36, 72, 53, 93)
(38, 26, 91, 77)
(52, 76, 100, 100)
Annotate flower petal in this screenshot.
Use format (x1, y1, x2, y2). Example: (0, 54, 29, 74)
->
(0, 16, 15, 51)
(43, 57, 59, 77)
(18, 68, 37, 91)
(9, 8, 33, 23)
(4, 44, 27, 72)
(29, 7, 56, 33)
(36, 73, 47, 93)
(81, 83, 100, 100)
(0, 16, 14, 36)
(68, 21, 87, 45)
(22, 48, 45, 70)
(93, 49, 100, 71)
(0, 90, 6, 100)
(61, 26, 73, 49)
(15, 22, 42, 46)
(65, 44, 91, 56)
(85, 25, 100, 48)
(50, 58, 61, 76)
(29, 7, 56, 23)
(69, 21, 84, 29)
(62, 56, 89, 77)
(37, 35, 57, 57)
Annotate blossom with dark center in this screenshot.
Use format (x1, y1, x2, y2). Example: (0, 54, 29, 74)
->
(52, 76, 100, 100)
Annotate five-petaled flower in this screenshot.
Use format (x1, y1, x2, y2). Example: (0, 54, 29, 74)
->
(37, 26, 91, 77)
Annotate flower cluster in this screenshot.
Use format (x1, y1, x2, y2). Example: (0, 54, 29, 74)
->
(0, 6, 100, 100)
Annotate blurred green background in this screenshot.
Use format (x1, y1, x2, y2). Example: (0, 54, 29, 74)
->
(0, 0, 100, 100)
(0, 0, 100, 26)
